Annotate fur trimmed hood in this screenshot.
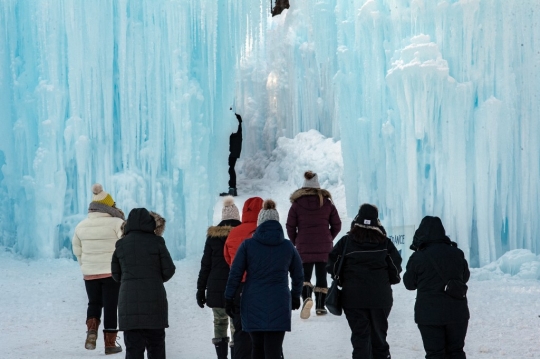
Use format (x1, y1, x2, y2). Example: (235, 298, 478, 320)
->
(121, 209, 166, 237)
(290, 187, 332, 207)
(207, 225, 234, 238)
(149, 211, 166, 236)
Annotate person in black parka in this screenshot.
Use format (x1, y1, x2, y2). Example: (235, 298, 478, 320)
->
(403, 216, 470, 359)
(111, 208, 176, 359)
(327, 204, 402, 359)
(197, 196, 241, 359)
(225, 199, 304, 359)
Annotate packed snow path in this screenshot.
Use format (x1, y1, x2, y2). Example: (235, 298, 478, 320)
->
(1, 248, 540, 358)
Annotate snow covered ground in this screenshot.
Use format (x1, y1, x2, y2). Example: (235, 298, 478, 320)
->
(1, 249, 540, 359)
(2, 131, 540, 358)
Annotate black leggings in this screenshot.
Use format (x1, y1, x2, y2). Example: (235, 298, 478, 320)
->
(249, 331, 285, 359)
(302, 262, 328, 288)
(84, 277, 120, 330)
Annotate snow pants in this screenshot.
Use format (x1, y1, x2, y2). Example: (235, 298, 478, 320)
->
(84, 277, 120, 330)
(344, 307, 392, 359)
(249, 331, 285, 359)
(417, 322, 468, 359)
(124, 329, 166, 359)
(213, 307, 235, 341)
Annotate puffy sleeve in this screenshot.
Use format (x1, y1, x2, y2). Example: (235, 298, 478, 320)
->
(111, 243, 122, 282)
(225, 241, 248, 300)
(72, 227, 82, 264)
(326, 236, 346, 278)
(286, 204, 298, 244)
(197, 237, 213, 290)
(158, 238, 176, 282)
(403, 252, 419, 290)
(328, 204, 342, 239)
(386, 239, 403, 285)
(289, 244, 304, 298)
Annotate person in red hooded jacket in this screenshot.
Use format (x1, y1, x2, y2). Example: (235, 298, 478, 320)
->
(223, 196, 263, 359)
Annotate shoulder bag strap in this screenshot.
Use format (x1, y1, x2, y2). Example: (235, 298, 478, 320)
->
(334, 237, 349, 281)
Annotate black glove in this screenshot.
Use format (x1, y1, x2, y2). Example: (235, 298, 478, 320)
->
(196, 289, 206, 308)
(291, 296, 301, 310)
(235, 113, 242, 123)
(225, 299, 235, 318)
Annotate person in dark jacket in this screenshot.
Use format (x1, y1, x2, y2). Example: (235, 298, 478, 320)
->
(403, 216, 470, 359)
(223, 196, 263, 359)
(197, 196, 241, 359)
(272, 0, 290, 16)
(111, 208, 176, 359)
(327, 203, 402, 359)
(286, 170, 341, 319)
(220, 110, 242, 197)
(225, 199, 303, 359)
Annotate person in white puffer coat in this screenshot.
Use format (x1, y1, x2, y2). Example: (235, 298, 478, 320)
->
(72, 183, 125, 355)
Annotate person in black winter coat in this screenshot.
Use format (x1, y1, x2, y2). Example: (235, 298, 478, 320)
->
(327, 204, 402, 359)
(403, 216, 470, 359)
(111, 208, 176, 359)
(220, 111, 242, 197)
(225, 199, 304, 359)
(197, 196, 241, 359)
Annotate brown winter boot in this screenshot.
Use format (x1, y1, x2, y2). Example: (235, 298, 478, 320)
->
(85, 318, 100, 350)
(104, 330, 123, 355)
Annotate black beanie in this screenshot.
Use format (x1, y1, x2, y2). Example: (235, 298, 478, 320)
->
(353, 203, 385, 235)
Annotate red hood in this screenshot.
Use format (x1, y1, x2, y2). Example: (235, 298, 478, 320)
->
(241, 197, 263, 223)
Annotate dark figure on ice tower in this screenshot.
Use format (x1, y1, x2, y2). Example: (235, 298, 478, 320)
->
(220, 110, 242, 197)
(272, 0, 290, 16)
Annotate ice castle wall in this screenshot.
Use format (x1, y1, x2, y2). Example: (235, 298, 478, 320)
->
(1, 0, 539, 266)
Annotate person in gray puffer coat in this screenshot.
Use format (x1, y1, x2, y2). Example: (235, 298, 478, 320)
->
(112, 208, 176, 359)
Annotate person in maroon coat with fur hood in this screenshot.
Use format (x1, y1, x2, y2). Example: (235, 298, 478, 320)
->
(286, 171, 342, 319)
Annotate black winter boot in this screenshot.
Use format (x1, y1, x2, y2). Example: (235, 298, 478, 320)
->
(314, 287, 328, 315)
(212, 337, 229, 359)
(229, 188, 237, 196)
(300, 282, 313, 319)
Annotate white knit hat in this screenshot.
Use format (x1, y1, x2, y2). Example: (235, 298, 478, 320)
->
(257, 199, 280, 226)
(302, 171, 320, 189)
(222, 196, 240, 221)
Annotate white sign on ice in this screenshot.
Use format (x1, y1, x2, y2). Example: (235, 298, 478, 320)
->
(387, 225, 415, 267)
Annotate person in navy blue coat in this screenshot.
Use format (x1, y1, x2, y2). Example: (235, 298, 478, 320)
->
(225, 199, 304, 359)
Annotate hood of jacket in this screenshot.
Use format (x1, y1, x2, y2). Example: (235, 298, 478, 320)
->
(252, 220, 285, 246)
(411, 216, 455, 251)
(207, 225, 234, 238)
(290, 188, 332, 210)
(241, 197, 264, 224)
(124, 208, 157, 235)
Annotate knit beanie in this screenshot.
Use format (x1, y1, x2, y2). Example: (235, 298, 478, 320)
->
(352, 203, 384, 235)
(222, 196, 240, 221)
(302, 171, 320, 189)
(257, 199, 280, 226)
(91, 183, 115, 207)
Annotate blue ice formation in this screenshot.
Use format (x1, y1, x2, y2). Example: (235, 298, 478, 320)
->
(0, 1, 539, 267)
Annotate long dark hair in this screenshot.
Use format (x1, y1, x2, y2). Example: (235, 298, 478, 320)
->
(349, 225, 387, 243)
